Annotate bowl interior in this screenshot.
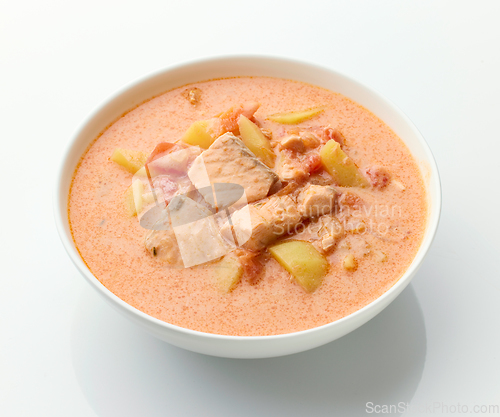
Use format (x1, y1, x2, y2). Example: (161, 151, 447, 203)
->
(55, 56, 441, 357)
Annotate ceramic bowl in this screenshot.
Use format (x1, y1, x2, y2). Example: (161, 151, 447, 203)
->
(54, 56, 441, 358)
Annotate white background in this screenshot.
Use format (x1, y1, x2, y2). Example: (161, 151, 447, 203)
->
(1, 1, 499, 416)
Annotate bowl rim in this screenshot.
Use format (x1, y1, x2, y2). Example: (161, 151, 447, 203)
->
(54, 54, 442, 342)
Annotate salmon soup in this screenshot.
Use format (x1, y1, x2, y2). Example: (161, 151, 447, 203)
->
(69, 76, 426, 336)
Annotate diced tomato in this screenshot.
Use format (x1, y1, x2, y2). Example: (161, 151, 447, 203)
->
(235, 249, 264, 285)
(365, 167, 391, 189)
(146, 142, 184, 165)
(338, 191, 364, 210)
(323, 127, 345, 146)
(304, 153, 322, 174)
(219, 102, 260, 133)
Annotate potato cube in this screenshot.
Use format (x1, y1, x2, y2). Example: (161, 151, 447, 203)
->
(267, 107, 324, 124)
(181, 119, 220, 149)
(238, 115, 276, 167)
(182, 103, 260, 149)
(320, 140, 369, 187)
(124, 186, 135, 217)
(124, 179, 144, 217)
(134, 166, 147, 177)
(214, 255, 244, 293)
(269, 240, 329, 293)
(110, 148, 148, 174)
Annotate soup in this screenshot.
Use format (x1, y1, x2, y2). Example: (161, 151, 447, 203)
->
(69, 76, 426, 336)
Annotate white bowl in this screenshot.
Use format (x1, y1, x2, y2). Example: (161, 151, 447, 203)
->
(54, 56, 441, 358)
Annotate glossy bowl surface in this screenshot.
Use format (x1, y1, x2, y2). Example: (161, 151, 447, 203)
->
(54, 56, 441, 358)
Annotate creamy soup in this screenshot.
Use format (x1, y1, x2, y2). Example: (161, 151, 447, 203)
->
(69, 77, 426, 336)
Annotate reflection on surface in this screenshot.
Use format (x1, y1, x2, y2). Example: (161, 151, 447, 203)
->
(71, 285, 426, 417)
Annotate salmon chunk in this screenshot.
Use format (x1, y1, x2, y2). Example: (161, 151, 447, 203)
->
(315, 215, 344, 252)
(257, 195, 302, 236)
(297, 185, 337, 218)
(291, 214, 344, 254)
(188, 133, 279, 205)
(275, 152, 309, 182)
(225, 205, 273, 251)
(280, 134, 306, 153)
(224, 195, 302, 251)
(144, 229, 183, 267)
(144, 195, 230, 268)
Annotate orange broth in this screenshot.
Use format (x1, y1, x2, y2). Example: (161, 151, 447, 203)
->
(69, 77, 426, 336)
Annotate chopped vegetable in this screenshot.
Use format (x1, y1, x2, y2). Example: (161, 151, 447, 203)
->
(181, 119, 220, 149)
(320, 140, 369, 187)
(214, 255, 244, 293)
(218, 102, 260, 133)
(365, 166, 391, 189)
(237, 115, 276, 167)
(134, 166, 147, 177)
(110, 148, 148, 174)
(343, 254, 358, 271)
(181, 103, 260, 149)
(124, 179, 144, 216)
(141, 191, 155, 206)
(124, 186, 135, 217)
(269, 240, 329, 293)
(267, 107, 324, 124)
